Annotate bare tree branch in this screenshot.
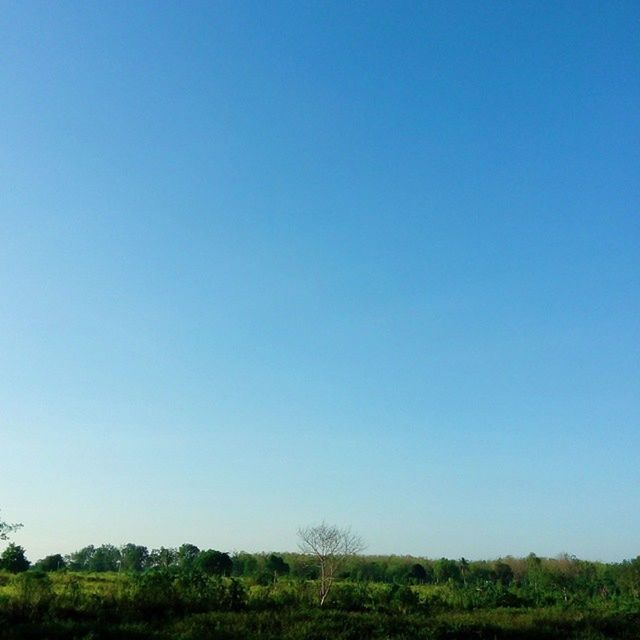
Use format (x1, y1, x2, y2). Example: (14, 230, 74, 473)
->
(0, 511, 22, 542)
(298, 522, 366, 605)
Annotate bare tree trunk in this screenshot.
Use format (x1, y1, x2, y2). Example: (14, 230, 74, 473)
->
(298, 522, 365, 607)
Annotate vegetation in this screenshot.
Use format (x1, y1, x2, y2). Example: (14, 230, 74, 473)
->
(0, 512, 22, 543)
(297, 522, 366, 605)
(0, 540, 639, 639)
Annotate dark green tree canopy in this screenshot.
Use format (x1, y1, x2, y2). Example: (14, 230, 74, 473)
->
(195, 549, 233, 576)
(0, 543, 30, 573)
(150, 546, 177, 569)
(120, 544, 149, 572)
(266, 554, 290, 577)
(34, 554, 66, 572)
(90, 545, 121, 572)
(494, 561, 515, 586)
(66, 545, 96, 571)
(408, 562, 428, 584)
(433, 557, 462, 584)
(177, 543, 200, 570)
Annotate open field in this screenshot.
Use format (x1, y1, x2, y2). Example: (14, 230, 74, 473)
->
(1, 562, 639, 640)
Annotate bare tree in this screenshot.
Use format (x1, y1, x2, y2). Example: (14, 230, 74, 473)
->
(298, 522, 365, 606)
(0, 511, 22, 542)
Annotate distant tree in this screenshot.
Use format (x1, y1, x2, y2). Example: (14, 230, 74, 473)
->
(177, 543, 200, 571)
(232, 552, 258, 577)
(88, 544, 120, 572)
(0, 511, 23, 542)
(0, 543, 30, 573)
(149, 547, 177, 569)
(458, 558, 470, 586)
(286, 553, 319, 580)
(524, 553, 551, 605)
(618, 556, 640, 598)
(119, 544, 149, 572)
(526, 552, 542, 571)
(381, 557, 415, 583)
(34, 554, 66, 572)
(265, 554, 290, 582)
(195, 549, 232, 576)
(354, 560, 385, 582)
(494, 561, 514, 586)
(66, 545, 96, 571)
(64, 545, 96, 571)
(408, 563, 428, 584)
(467, 563, 495, 585)
(433, 558, 461, 584)
(298, 522, 365, 606)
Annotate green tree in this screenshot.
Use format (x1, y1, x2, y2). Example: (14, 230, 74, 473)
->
(177, 543, 200, 571)
(458, 557, 470, 586)
(149, 546, 177, 569)
(34, 554, 66, 572)
(120, 544, 149, 572)
(232, 552, 258, 577)
(265, 554, 290, 582)
(524, 553, 553, 605)
(408, 563, 428, 584)
(195, 549, 232, 576)
(354, 560, 385, 582)
(0, 543, 30, 573)
(494, 561, 514, 586)
(433, 558, 461, 584)
(618, 556, 640, 597)
(66, 545, 95, 570)
(88, 544, 120, 572)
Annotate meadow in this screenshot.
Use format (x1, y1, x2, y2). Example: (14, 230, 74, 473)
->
(1, 547, 639, 639)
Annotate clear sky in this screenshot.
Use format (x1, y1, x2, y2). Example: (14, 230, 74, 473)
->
(1, 1, 638, 563)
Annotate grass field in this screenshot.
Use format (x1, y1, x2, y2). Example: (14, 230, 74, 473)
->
(1, 570, 639, 639)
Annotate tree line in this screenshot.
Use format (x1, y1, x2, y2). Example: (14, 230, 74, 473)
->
(1, 512, 639, 615)
(2, 512, 640, 640)
(3, 542, 640, 601)
(1, 552, 640, 640)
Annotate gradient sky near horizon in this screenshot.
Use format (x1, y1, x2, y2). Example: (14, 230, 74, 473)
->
(1, 1, 639, 563)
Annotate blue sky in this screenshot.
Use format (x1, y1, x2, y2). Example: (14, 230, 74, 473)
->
(1, 1, 638, 562)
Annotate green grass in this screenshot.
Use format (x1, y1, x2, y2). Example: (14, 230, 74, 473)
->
(0, 571, 638, 639)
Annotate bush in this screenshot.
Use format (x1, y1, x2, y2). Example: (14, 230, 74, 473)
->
(9, 571, 53, 619)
